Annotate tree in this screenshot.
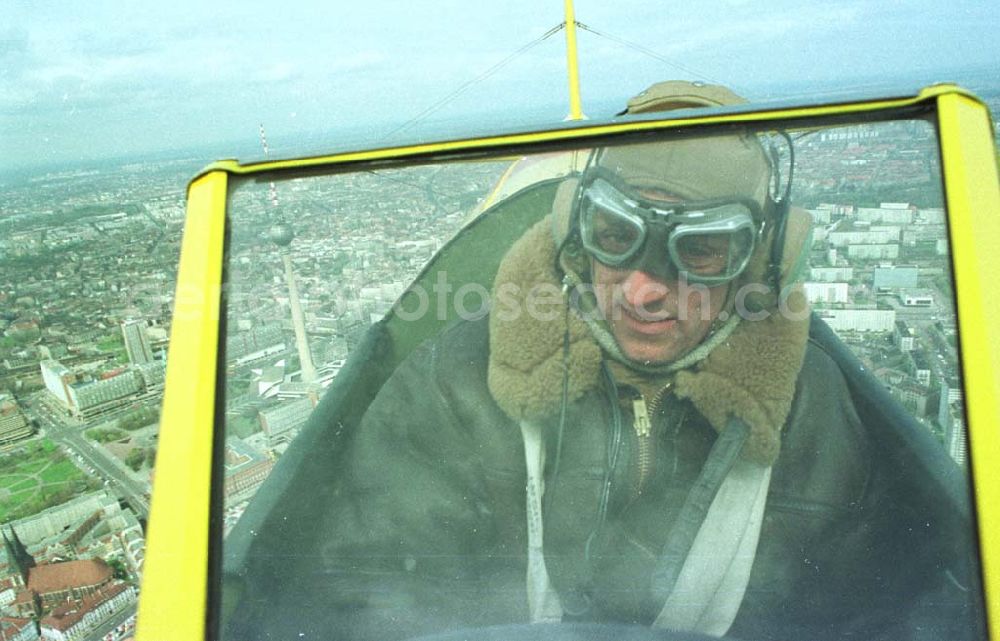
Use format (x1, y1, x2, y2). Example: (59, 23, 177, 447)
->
(124, 448, 145, 472)
(108, 558, 130, 580)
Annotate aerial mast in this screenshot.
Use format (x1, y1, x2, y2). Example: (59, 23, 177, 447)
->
(260, 124, 318, 386)
(563, 0, 585, 120)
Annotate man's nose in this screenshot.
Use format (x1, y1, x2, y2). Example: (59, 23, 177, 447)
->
(622, 269, 672, 309)
(626, 226, 680, 287)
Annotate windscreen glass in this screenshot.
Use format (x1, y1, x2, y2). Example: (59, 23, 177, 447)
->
(218, 119, 983, 641)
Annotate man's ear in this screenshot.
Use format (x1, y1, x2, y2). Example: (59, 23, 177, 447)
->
(740, 206, 813, 313)
(550, 176, 581, 247)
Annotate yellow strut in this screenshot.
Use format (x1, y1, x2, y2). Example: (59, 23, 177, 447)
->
(563, 0, 585, 120)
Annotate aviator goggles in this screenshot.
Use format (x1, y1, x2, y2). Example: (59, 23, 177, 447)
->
(575, 169, 762, 286)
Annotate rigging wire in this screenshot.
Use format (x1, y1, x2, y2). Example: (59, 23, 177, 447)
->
(259, 124, 280, 209)
(384, 20, 738, 141)
(574, 22, 733, 91)
(361, 167, 450, 214)
(363, 169, 430, 192)
(381, 24, 565, 141)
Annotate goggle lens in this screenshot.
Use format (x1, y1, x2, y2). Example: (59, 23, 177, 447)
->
(587, 200, 644, 257)
(577, 177, 758, 285)
(672, 226, 754, 280)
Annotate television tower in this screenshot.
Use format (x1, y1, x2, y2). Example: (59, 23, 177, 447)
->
(261, 125, 317, 385)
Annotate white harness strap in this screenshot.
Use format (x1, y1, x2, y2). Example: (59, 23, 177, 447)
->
(518, 420, 770, 632)
(519, 420, 564, 623)
(653, 460, 772, 635)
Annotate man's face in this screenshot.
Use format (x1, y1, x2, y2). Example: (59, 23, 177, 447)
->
(591, 259, 730, 365)
(582, 182, 740, 364)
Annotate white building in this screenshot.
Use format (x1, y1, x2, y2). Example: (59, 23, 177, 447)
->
(7, 493, 120, 546)
(920, 208, 946, 224)
(856, 206, 914, 224)
(259, 397, 314, 446)
(40, 360, 75, 408)
(819, 128, 880, 142)
(873, 266, 919, 290)
(947, 414, 968, 468)
(829, 226, 900, 247)
(810, 267, 854, 283)
(135, 361, 166, 392)
(804, 282, 850, 304)
(66, 370, 143, 418)
(895, 321, 917, 352)
(846, 244, 900, 260)
(118, 526, 145, 579)
(808, 208, 832, 225)
(818, 309, 896, 333)
(120, 319, 153, 365)
(903, 293, 934, 307)
(0, 399, 33, 449)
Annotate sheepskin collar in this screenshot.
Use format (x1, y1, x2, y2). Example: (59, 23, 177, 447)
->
(486, 216, 810, 466)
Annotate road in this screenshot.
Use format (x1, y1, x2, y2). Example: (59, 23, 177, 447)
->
(21, 392, 151, 518)
(81, 605, 136, 641)
(13, 395, 147, 641)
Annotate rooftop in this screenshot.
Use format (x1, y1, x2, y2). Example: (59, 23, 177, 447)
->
(27, 558, 112, 595)
(40, 582, 130, 632)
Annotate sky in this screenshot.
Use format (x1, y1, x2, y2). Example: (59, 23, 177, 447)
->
(2, 0, 999, 175)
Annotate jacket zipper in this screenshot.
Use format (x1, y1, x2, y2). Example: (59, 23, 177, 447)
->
(631, 383, 672, 495)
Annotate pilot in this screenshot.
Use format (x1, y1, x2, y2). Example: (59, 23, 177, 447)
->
(231, 82, 979, 641)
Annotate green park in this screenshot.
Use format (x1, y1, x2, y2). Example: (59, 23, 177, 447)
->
(0, 439, 100, 523)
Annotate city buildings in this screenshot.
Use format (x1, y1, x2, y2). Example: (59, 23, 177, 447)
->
(1, 493, 144, 580)
(118, 322, 152, 367)
(809, 266, 854, 282)
(258, 398, 313, 447)
(0, 397, 34, 451)
(816, 309, 897, 333)
(38, 360, 163, 421)
(38, 583, 136, 641)
(223, 438, 274, 505)
(873, 265, 919, 290)
(3, 526, 114, 612)
(803, 282, 849, 305)
(3, 110, 994, 628)
(0, 490, 143, 637)
(0, 617, 36, 641)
